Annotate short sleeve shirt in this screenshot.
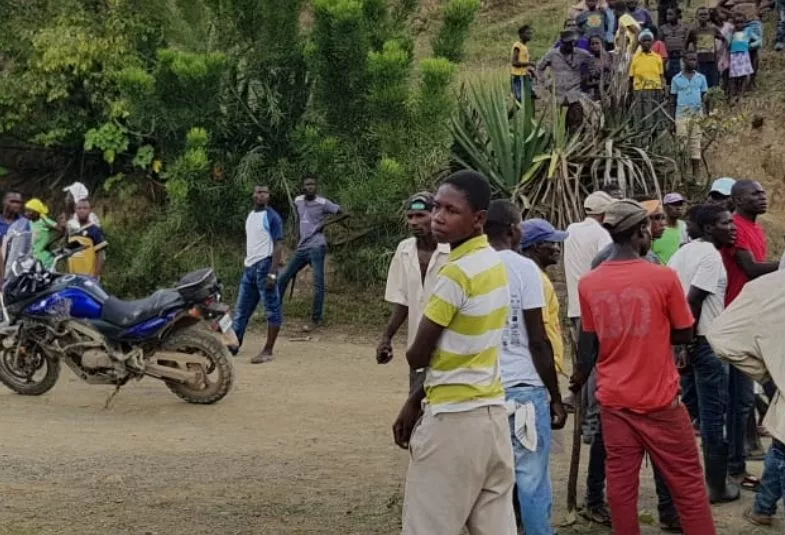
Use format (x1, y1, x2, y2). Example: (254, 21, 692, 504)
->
(541, 271, 564, 374)
(689, 25, 720, 62)
(295, 195, 341, 250)
(511, 41, 531, 76)
(630, 51, 664, 90)
(652, 221, 689, 264)
(668, 239, 727, 335)
(722, 213, 768, 305)
(579, 260, 694, 412)
(577, 9, 607, 38)
(564, 218, 613, 318)
(244, 208, 284, 267)
(422, 235, 509, 414)
(670, 72, 708, 119)
(498, 250, 546, 388)
(661, 22, 689, 56)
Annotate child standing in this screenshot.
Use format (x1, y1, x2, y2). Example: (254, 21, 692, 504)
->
(728, 12, 760, 102)
(511, 25, 535, 104)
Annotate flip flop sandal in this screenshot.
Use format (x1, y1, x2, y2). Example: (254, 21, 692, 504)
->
(735, 475, 761, 491)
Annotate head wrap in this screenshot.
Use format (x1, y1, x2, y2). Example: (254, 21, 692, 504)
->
(24, 198, 49, 216)
(63, 182, 90, 203)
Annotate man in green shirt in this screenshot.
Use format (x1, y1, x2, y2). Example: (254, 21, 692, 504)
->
(25, 198, 61, 269)
(652, 192, 688, 264)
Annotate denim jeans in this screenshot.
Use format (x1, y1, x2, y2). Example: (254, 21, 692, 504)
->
(681, 364, 699, 424)
(777, 0, 785, 45)
(691, 339, 729, 449)
(506, 385, 554, 535)
(727, 365, 755, 476)
(586, 417, 679, 524)
(277, 245, 327, 323)
(232, 257, 282, 346)
(754, 439, 785, 517)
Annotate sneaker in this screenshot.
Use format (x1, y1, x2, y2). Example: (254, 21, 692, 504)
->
(302, 322, 320, 333)
(581, 503, 611, 526)
(744, 507, 773, 526)
(227, 345, 239, 357)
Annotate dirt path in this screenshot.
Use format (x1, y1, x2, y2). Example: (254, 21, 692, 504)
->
(0, 333, 775, 534)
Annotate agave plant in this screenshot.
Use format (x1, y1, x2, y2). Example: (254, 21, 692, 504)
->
(450, 78, 550, 200)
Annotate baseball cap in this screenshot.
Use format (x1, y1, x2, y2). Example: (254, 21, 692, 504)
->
(710, 177, 735, 197)
(584, 191, 614, 215)
(663, 193, 685, 205)
(406, 191, 434, 212)
(24, 198, 49, 216)
(520, 219, 569, 249)
(603, 199, 648, 234)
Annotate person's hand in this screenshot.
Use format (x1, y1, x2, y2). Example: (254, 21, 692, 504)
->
(376, 338, 393, 364)
(392, 397, 422, 449)
(569, 369, 588, 394)
(550, 400, 567, 430)
(265, 273, 277, 290)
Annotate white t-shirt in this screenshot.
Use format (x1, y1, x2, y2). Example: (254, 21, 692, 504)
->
(564, 218, 612, 318)
(498, 250, 546, 388)
(668, 239, 727, 336)
(244, 208, 283, 267)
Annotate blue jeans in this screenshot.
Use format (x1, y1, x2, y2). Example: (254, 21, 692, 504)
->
(681, 364, 699, 424)
(754, 439, 785, 517)
(277, 245, 326, 323)
(232, 257, 282, 346)
(727, 365, 756, 476)
(506, 385, 554, 535)
(777, 0, 785, 45)
(692, 339, 729, 449)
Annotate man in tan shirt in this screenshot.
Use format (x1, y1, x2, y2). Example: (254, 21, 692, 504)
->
(708, 269, 785, 527)
(377, 192, 450, 392)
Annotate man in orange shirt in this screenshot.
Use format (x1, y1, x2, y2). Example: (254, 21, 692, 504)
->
(571, 199, 715, 535)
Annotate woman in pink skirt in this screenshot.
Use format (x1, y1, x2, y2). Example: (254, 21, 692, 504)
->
(728, 11, 760, 103)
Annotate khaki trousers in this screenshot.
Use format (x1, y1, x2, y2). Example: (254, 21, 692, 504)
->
(402, 405, 517, 535)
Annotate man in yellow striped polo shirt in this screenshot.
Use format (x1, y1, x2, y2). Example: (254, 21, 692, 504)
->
(392, 170, 516, 535)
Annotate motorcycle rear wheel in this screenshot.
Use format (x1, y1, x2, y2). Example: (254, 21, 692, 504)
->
(0, 345, 60, 396)
(159, 326, 234, 404)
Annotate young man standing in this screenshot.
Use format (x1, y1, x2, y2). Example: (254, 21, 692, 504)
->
(686, 7, 726, 89)
(0, 192, 22, 239)
(722, 179, 779, 491)
(377, 192, 450, 392)
(278, 175, 342, 332)
(393, 171, 516, 535)
(671, 52, 709, 179)
(668, 205, 740, 504)
(487, 204, 566, 535)
(571, 199, 715, 535)
(520, 218, 569, 375)
(707, 177, 735, 211)
(511, 25, 535, 104)
(232, 185, 284, 364)
(707, 269, 785, 527)
(652, 193, 689, 264)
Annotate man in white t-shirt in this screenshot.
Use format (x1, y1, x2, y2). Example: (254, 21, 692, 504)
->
(485, 200, 566, 535)
(231, 185, 284, 364)
(668, 204, 740, 504)
(564, 191, 614, 333)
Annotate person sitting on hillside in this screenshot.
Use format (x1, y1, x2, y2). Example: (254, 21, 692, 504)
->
(511, 25, 536, 104)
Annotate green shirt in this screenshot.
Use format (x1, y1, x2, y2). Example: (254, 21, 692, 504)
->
(31, 216, 57, 269)
(653, 221, 688, 265)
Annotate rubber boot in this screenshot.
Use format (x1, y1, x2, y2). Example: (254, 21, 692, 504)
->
(704, 445, 741, 504)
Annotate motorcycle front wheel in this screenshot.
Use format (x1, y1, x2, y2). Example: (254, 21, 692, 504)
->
(159, 326, 234, 404)
(0, 344, 60, 395)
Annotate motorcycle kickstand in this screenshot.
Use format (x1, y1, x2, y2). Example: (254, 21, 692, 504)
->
(104, 377, 131, 410)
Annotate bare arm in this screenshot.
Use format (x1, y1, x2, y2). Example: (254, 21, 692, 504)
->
(272, 240, 283, 275)
(735, 249, 779, 279)
(406, 317, 444, 370)
(686, 286, 709, 329)
(522, 308, 560, 402)
(671, 326, 694, 345)
(377, 304, 408, 364)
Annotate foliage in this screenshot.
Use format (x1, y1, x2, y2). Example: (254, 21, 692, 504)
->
(431, 0, 481, 63)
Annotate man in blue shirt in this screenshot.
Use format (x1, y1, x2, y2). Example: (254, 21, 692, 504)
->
(0, 192, 22, 239)
(670, 51, 708, 178)
(278, 175, 342, 332)
(232, 184, 284, 364)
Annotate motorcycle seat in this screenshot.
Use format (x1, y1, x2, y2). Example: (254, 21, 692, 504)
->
(101, 290, 185, 328)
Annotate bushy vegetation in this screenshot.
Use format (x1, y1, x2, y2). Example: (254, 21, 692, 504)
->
(0, 0, 480, 298)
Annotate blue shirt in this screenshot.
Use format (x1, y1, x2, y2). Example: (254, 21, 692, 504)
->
(670, 71, 708, 119)
(730, 26, 759, 54)
(0, 215, 20, 239)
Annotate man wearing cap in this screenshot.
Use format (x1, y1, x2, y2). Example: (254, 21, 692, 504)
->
(520, 219, 569, 376)
(487, 203, 565, 535)
(707, 177, 735, 211)
(592, 195, 666, 267)
(536, 30, 595, 126)
(377, 192, 450, 392)
(25, 199, 62, 270)
(571, 199, 716, 535)
(652, 193, 689, 264)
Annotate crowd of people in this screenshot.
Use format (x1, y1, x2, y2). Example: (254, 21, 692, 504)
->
(376, 168, 784, 534)
(512, 0, 785, 175)
(0, 182, 106, 282)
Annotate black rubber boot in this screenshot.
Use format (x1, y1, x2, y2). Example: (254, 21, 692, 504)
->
(704, 445, 741, 504)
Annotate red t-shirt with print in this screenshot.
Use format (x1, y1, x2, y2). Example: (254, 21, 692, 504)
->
(721, 213, 767, 306)
(579, 259, 694, 413)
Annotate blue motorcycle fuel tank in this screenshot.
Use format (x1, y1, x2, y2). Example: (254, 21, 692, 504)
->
(24, 275, 108, 319)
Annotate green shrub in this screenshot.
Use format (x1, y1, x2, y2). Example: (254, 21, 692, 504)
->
(431, 0, 481, 63)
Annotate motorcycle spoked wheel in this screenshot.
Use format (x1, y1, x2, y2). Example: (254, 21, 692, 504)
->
(0, 344, 60, 395)
(159, 326, 234, 404)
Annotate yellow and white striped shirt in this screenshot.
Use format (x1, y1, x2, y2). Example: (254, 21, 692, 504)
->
(423, 235, 510, 414)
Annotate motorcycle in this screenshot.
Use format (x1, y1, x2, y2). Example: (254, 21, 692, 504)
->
(0, 231, 236, 404)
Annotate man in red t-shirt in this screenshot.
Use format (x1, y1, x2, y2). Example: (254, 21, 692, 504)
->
(721, 179, 779, 491)
(571, 199, 715, 535)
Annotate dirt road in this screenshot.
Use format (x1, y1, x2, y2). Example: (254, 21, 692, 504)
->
(0, 333, 774, 534)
